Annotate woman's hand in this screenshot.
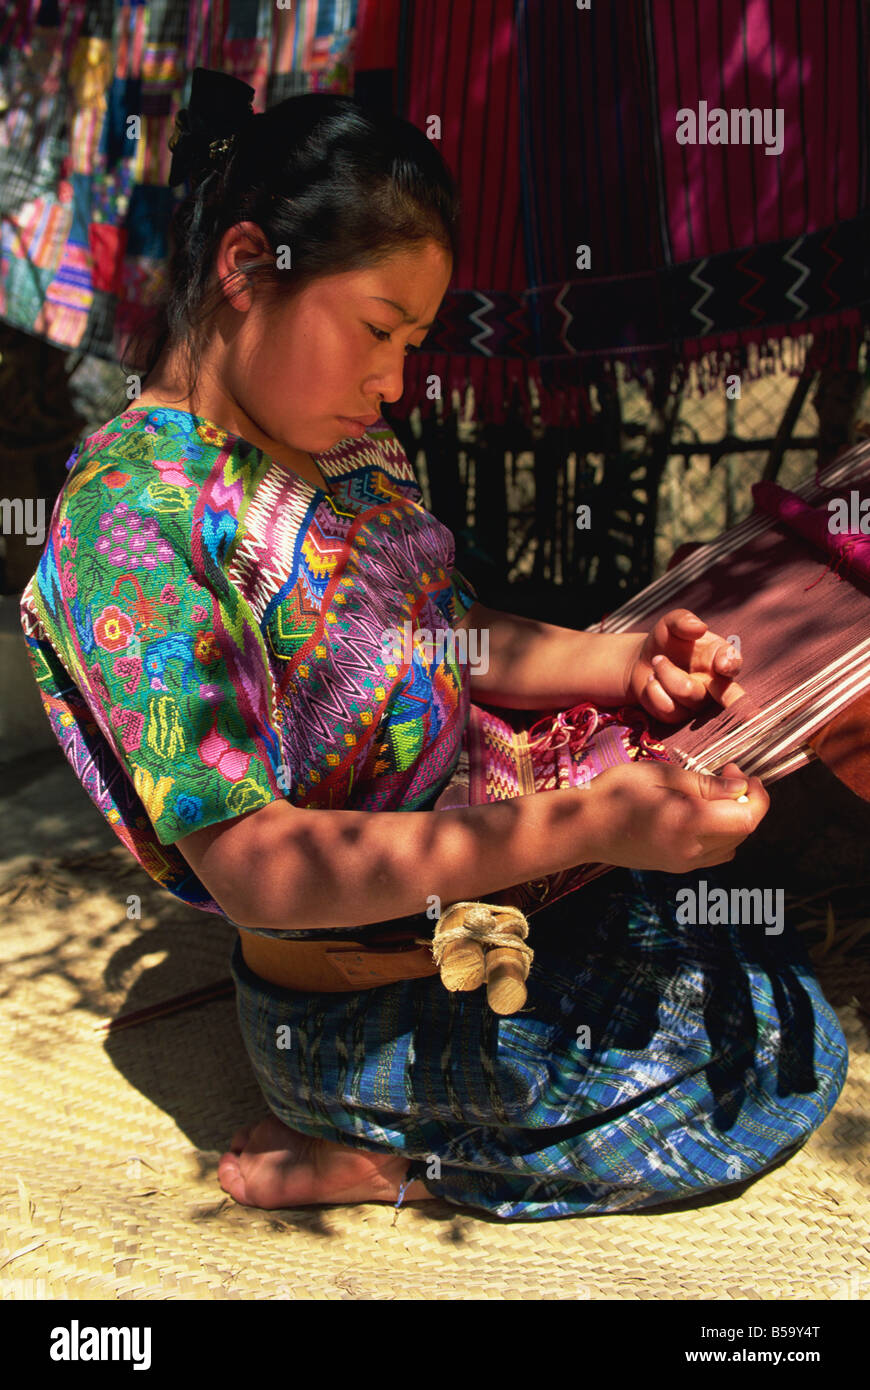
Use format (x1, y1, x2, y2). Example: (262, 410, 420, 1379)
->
(584, 759, 768, 872)
(622, 608, 745, 724)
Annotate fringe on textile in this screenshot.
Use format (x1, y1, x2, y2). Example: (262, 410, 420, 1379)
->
(392, 319, 870, 429)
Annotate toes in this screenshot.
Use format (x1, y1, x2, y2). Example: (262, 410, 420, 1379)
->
(217, 1151, 251, 1206)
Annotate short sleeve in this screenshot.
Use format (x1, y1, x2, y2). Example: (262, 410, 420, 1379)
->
(450, 564, 480, 623)
(47, 488, 286, 847)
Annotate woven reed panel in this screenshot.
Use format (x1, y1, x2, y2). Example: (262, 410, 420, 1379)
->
(0, 851, 867, 1301)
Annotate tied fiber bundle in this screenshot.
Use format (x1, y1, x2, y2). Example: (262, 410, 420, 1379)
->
(429, 710, 664, 1011)
(431, 901, 534, 1015)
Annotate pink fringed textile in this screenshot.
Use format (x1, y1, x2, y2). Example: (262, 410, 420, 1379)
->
(470, 701, 671, 803)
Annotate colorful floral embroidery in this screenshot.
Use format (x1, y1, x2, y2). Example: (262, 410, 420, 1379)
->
(145, 694, 186, 759)
(111, 705, 144, 752)
(175, 793, 203, 824)
(155, 459, 196, 488)
(194, 631, 220, 665)
(94, 604, 134, 650)
(131, 764, 175, 822)
(198, 717, 252, 781)
(61, 560, 77, 598)
(20, 406, 479, 916)
(95, 503, 173, 569)
(112, 652, 142, 694)
(87, 661, 112, 706)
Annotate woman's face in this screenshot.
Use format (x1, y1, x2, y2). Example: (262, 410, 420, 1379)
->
(213, 228, 453, 457)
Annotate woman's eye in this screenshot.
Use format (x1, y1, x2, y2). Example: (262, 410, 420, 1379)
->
(366, 324, 421, 354)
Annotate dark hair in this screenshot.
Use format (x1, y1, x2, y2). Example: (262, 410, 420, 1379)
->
(120, 94, 461, 404)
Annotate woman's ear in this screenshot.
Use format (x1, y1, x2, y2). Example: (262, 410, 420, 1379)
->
(215, 222, 271, 307)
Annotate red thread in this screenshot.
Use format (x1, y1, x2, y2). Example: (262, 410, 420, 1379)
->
(803, 536, 859, 591)
(525, 700, 669, 763)
(527, 702, 600, 753)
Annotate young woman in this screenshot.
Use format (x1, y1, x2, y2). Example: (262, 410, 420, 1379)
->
(20, 71, 848, 1221)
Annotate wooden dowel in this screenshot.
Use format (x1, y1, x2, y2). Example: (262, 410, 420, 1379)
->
(435, 904, 486, 991)
(485, 916, 529, 1015)
(440, 937, 487, 991)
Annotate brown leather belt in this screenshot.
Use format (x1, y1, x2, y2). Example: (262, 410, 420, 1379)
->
(239, 925, 439, 992)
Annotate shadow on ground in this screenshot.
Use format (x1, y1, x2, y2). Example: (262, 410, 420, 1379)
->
(0, 743, 868, 1223)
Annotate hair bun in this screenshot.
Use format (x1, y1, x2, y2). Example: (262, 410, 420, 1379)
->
(168, 66, 256, 188)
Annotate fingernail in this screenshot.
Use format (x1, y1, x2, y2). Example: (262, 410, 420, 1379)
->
(651, 654, 664, 666)
(721, 778, 748, 795)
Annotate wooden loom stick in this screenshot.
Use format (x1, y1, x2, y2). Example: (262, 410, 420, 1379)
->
(433, 902, 487, 990)
(93, 978, 235, 1034)
(485, 912, 531, 1015)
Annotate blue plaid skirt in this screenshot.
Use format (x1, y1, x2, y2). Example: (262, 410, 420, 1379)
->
(228, 866, 848, 1220)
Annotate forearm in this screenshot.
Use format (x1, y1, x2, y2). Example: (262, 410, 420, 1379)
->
(463, 603, 644, 708)
(229, 788, 603, 932)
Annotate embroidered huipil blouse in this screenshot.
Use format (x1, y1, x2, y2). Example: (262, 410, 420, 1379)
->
(19, 406, 478, 921)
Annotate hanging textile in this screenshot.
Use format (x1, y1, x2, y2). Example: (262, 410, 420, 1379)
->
(0, 0, 365, 361)
(1, 0, 867, 429)
(396, 0, 870, 426)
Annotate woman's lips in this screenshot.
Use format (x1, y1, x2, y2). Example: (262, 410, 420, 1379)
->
(337, 415, 378, 436)
(337, 417, 366, 437)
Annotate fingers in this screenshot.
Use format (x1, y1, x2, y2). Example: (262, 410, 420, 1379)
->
(646, 647, 745, 717)
(694, 766, 770, 830)
(662, 612, 743, 682)
(696, 766, 749, 799)
(705, 672, 747, 709)
(665, 608, 707, 635)
(713, 639, 742, 676)
(640, 672, 679, 721)
(644, 653, 715, 722)
(720, 762, 769, 813)
(649, 654, 708, 711)
(654, 610, 704, 676)
(649, 761, 769, 869)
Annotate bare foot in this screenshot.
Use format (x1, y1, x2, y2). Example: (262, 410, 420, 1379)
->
(218, 1113, 435, 1210)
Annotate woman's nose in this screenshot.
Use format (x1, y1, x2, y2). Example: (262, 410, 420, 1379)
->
(373, 357, 409, 406)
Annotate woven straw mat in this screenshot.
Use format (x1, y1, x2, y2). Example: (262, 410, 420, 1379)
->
(0, 846, 868, 1302)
